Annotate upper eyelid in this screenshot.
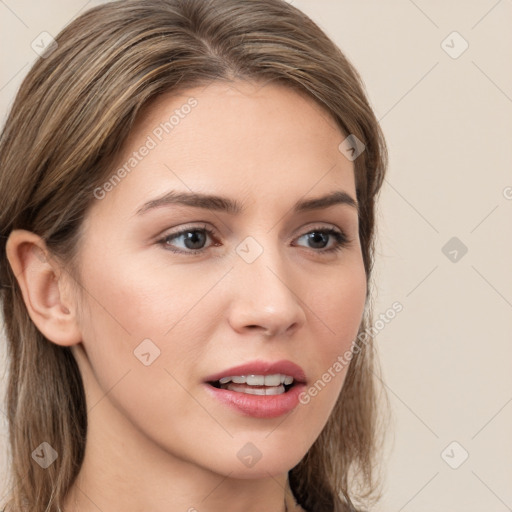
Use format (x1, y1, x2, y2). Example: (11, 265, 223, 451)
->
(161, 224, 347, 240)
(162, 221, 347, 235)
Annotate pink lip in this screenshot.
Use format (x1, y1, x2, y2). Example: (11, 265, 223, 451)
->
(203, 360, 307, 419)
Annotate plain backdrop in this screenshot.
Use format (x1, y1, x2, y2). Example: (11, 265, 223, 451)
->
(1, 1, 511, 511)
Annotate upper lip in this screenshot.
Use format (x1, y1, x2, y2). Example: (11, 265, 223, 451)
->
(204, 360, 307, 384)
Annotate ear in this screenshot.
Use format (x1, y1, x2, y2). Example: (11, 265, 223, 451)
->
(5, 229, 82, 346)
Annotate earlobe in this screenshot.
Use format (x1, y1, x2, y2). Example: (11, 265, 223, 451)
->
(5, 229, 82, 347)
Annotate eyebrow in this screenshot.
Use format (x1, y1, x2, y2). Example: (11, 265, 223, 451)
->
(135, 189, 358, 216)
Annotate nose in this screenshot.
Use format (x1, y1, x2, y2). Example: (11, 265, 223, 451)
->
(227, 243, 307, 338)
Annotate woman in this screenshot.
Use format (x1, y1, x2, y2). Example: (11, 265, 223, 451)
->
(0, 1, 387, 510)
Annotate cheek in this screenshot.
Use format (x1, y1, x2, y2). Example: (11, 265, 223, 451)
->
(74, 255, 221, 445)
(74, 251, 231, 410)
(296, 260, 367, 413)
(308, 258, 367, 353)
(78, 249, 228, 340)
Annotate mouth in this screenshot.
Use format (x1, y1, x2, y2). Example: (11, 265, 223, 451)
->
(208, 373, 296, 396)
(205, 360, 306, 392)
(204, 360, 307, 418)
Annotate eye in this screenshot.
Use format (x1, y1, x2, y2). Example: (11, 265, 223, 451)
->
(294, 227, 350, 253)
(158, 225, 218, 254)
(157, 225, 350, 255)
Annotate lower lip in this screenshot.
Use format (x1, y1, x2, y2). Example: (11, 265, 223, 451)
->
(204, 383, 306, 418)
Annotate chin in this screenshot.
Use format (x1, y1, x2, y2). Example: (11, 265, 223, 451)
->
(218, 458, 300, 480)
(206, 438, 310, 480)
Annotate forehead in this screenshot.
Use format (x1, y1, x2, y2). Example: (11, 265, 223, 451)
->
(90, 80, 356, 218)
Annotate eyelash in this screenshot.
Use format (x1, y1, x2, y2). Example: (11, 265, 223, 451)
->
(157, 224, 351, 256)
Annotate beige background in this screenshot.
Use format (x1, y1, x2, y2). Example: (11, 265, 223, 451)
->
(1, 1, 511, 510)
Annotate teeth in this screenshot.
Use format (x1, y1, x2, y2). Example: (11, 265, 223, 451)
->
(264, 374, 281, 386)
(216, 374, 294, 386)
(246, 375, 265, 386)
(227, 383, 286, 395)
(264, 385, 285, 396)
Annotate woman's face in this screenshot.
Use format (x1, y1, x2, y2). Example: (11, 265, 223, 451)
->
(72, 80, 367, 478)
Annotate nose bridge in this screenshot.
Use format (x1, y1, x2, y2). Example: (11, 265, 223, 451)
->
(229, 234, 305, 335)
(236, 234, 291, 297)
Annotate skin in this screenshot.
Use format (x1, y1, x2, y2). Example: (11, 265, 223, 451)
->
(7, 80, 367, 512)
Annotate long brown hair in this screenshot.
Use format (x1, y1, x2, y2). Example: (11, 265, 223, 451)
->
(0, 1, 388, 510)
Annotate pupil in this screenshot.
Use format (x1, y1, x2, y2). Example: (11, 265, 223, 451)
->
(184, 230, 206, 249)
(308, 232, 328, 248)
